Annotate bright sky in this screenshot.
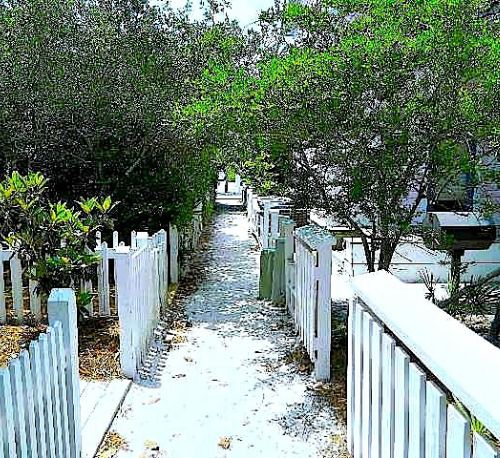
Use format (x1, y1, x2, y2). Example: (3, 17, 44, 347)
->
(159, 0, 275, 28)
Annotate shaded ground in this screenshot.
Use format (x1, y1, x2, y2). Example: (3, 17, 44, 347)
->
(79, 317, 123, 380)
(104, 210, 343, 457)
(0, 323, 46, 367)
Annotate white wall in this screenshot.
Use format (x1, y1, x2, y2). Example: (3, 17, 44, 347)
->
(334, 237, 500, 283)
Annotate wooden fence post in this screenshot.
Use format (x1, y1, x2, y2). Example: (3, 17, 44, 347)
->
(136, 232, 149, 249)
(169, 223, 179, 284)
(114, 248, 136, 378)
(262, 200, 271, 249)
(0, 253, 5, 324)
(47, 288, 82, 458)
(315, 238, 334, 381)
(281, 218, 296, 313)
(97, 242, 110, 316)
(11, 254, 23, 323)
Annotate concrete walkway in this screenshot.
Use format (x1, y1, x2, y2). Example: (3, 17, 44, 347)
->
(106, 211, 341, 457)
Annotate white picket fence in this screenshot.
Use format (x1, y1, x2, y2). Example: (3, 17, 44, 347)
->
(0, 289, 81, 458)
(348, 270, 500, 458)
(249, 187, 334, 380)
(96, 228, 172, 378)
(246, 189, 292, 249)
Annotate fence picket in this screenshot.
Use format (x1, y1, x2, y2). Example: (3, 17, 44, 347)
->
(408, 363, 426, 458)
(169, 224, 179, 284)
(353, 301, 364, 458)
(380, 332, 395, 458)
(361, 311, 373, 458)
(28, 340, 48, 458)
(0, 258, 5, 323)
(370, 321, 383, 458)
(425, 381, 447, 458)
(9, 358, 29, 457)
(10, 254, 23, 322)
(394, 347, 410, 458)
(47, 329, 64, 456)
(54, 323, 71, 456)
(39, 334, 57, 457)
(19, 350, 39, 458)
(446, 404, 471, 458)
(0, 368, 17, 457)
(98, 242, 110, 316)
(347, 298, 355, 455)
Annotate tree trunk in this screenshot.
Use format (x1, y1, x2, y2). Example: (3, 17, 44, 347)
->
(490, 305, 500, 343)
(378, 239, 398, 271)
(449, 249, 464, 298)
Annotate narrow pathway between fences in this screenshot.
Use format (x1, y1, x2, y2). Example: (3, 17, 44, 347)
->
(105, 209, 343, 457)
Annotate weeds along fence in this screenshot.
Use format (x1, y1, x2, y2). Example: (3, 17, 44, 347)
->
(0, 289, 81, 458)
(349, 270, 500, 458)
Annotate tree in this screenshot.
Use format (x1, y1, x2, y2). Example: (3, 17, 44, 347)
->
(0, 0, 251, 231)
(0, 171, 114, 311)
(184, 0, 499, 271)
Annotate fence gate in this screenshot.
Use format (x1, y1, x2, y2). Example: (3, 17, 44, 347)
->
(293, 225, 334, 381)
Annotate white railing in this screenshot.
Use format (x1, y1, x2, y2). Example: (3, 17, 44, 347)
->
(348, 270, 500, 458)
(0, 289, 81, 457)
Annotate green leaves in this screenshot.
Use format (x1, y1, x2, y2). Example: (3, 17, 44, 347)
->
(0, 171, 114, 295)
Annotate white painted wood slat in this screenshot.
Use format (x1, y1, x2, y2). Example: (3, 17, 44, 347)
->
(446, 404, 471, 458)
(0, 259, 5, 323)
(9, 358, 29, 458)
(408, 363, 426, 458)
(361, 311, 373, 458)
(28, 340, 48, 458)
(394, 347, 410, 458)
(473, 433, 500, 458)
(353, 301, 364, 458)
(10, 254, 23, 322)
(19, 350, 39, 458)
(347, 298, 355, 455)
(39, 334, 57, 457)
(0, 368, 18, 457)
(370, 321, 383, 458)
(425, 381, 447, 458)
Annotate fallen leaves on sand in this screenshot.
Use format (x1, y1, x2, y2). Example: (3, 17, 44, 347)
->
(97, 431, 128, 457)
(78, 317, 123, 381)
(218, 436, 232, 450)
